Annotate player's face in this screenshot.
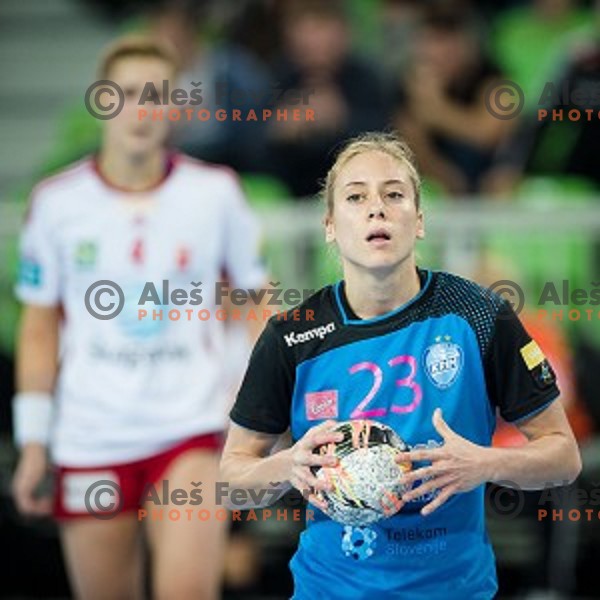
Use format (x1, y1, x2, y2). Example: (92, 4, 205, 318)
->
(103, 56, 173, 156)
(325, 151, 424, 273)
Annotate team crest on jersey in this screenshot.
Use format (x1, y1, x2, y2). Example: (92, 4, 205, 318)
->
(423, 336, 463, 389)
(74, 240, 97, 269)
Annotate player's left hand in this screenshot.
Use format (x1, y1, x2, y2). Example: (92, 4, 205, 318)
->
(396, 408, 490, 516)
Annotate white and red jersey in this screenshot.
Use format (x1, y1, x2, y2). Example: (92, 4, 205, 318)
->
(16, 153, 266, 466)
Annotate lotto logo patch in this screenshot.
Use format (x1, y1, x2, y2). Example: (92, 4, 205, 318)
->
(305, 390, 338, 420)
(520, 340, 545, 370)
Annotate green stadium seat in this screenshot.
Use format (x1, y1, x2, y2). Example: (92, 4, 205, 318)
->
(239, 174, 303, 291)
(239, 173, 292, 209)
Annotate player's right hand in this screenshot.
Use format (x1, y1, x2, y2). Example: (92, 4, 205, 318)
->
(288, 420, 343, 508)
(12, 443, 53, 517)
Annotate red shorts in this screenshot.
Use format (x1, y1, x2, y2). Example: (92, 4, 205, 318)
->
(53, 432, 223, 521)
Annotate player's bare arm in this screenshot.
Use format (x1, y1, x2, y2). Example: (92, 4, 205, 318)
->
(11, 303, 60, 516)
(399, 402, 581, 515)
(220, 421, 343, 509)
(489, 399, 581, 487)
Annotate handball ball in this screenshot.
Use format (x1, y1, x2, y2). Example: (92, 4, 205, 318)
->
(311, 420, 412, 526)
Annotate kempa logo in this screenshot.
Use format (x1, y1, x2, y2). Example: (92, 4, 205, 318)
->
(283, 322, 336, 347)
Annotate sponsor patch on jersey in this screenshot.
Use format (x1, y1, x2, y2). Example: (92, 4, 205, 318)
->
(283, 322, 336, 347)
(305, 390, 338, 420)
(18, 257, 42, 287)
(423, 336, 463, 389)
(520, 340, 545, 370)
(531, 358, 557, 389)
(116, 282, 167, 339)
(74, 240, 97, 269)
(341, 525, 377, 560)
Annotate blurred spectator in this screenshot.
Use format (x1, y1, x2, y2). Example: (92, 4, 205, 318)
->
(484, 34, 600, 196)
(495, 312, 591, 597)
(394, 11, 512, 195)
(151, 2, 272, 172)
(474, 252, 594, 448)
(266, 0, 388, 198)
(227, 0, 286, 67)
(475, 252, 594, 598)
(377, 0, 423, 77)
(491, 0, 590, 108)
(84, 0, 165, 22)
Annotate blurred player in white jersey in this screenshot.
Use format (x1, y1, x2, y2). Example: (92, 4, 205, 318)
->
(11, 37, 267, 600)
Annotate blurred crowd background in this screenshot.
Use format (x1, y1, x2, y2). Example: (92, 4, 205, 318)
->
(1, 0, 600, 598)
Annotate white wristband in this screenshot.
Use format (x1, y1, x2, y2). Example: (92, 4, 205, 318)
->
(13, 391, 53, 447)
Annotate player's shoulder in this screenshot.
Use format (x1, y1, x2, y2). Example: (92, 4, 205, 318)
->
(428, 271, 510, 336)
(26, 157, 95, 222)
(427, 269, 512, 356)
(264, 285, 339, 341)
(431, 269, 505, 315)
(174, 153, 241, 190)
(31, 157, 95, 200)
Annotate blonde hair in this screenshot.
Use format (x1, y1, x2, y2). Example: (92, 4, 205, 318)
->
(98, 35, 180, 80)
(323, 132, 421, 215)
